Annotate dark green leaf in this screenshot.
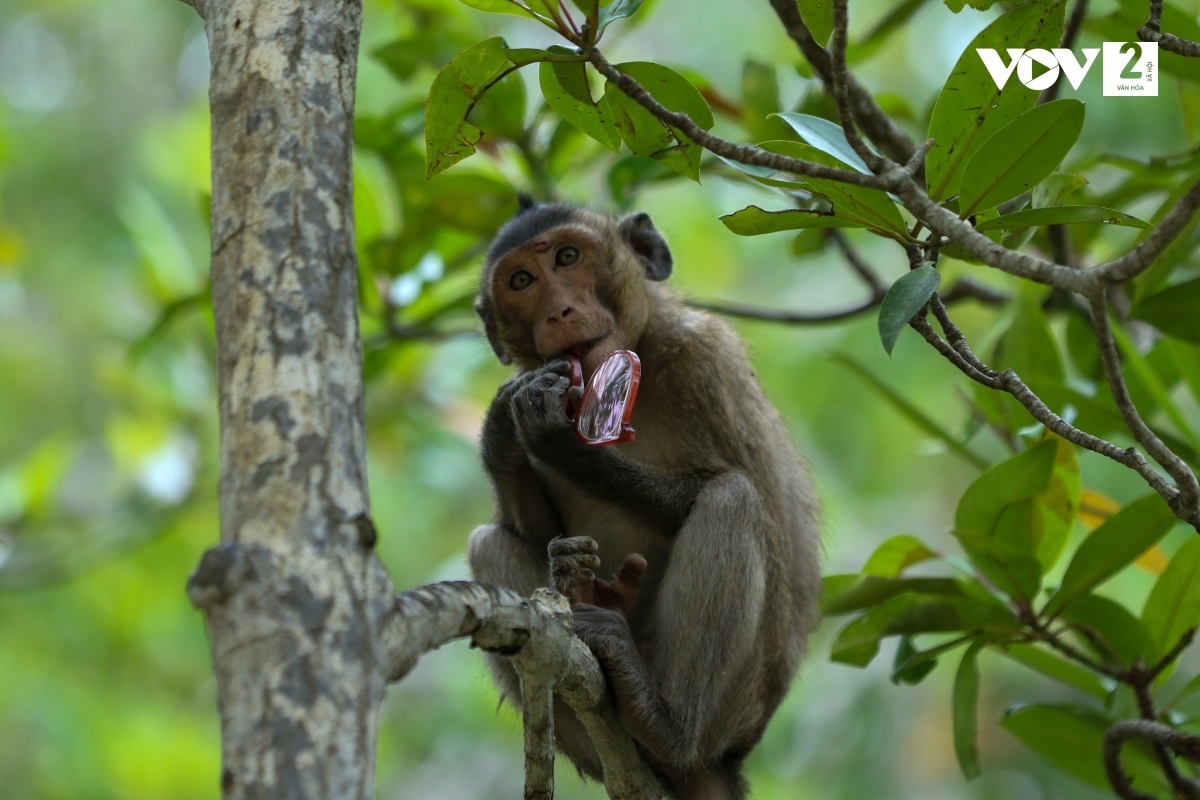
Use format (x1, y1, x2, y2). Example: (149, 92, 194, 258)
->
(1132, 279, 1200, 345)
(959, 100, 1085, 217)
(719, 205, 867, 235)
(603, 62, 714, 181)
(771, 113, 873, 174)
(953, 641, 985, 780)
(539, 51, 621, 153)
(892, 635, 939, 685)
(831, 594, 1017, 667)
(1060, 593, 1158, 668)
(846, 0, 931, 63)
(1044, 493, 1178, 616)
(468, 68, 527, 140)
(822, 574, 968, 615)
(425, 38, 516, 179)
(1142, 538, 1200, 663)
(759, 141, 908, 237)
(373, 29, 477, 82)
(996, 293, 1065, 402)
(1002, 705, 1170, 793)
(944, 0, 1003, 10)
(997, 644, 1109, 697)
(926, 0, 1066, 201)
(975, 205, 1154, 232)
(741, 60, 794, 143)
(954, 439, 1059, 601)
(798, 0, 834, 44)
(598, 0, 647, 30)
(878, 266, 940, 355)
(891, 633, 983, 683)
(863, 534, 939, 577)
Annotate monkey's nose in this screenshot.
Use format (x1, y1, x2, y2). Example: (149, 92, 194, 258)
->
(551, 306, 574, 322)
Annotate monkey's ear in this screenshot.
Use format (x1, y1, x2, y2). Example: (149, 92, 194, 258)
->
(516, 193, 539, 215)
(474, 296, 512, 365)
(618, 212, 673, 281)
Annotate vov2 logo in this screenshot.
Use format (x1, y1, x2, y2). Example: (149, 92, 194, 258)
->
(978, 43, 1158, 97)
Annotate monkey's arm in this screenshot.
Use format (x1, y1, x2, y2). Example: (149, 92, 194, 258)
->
(511, 372, 721, 533)
(481, 370, 565, 544)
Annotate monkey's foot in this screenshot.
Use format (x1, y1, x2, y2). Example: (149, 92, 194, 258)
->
(549, 536, 601, 603)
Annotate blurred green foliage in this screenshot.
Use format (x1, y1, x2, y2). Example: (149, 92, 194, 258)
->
(3, 0, 1200, 797)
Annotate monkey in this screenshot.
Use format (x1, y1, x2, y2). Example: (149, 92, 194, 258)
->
(467, 198, 821, 800)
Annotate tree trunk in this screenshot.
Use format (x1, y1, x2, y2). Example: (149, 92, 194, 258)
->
(185, 1, 396, 797)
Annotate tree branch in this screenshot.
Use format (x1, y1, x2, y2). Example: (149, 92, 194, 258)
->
(1140, 0, 1200, 57)
(1104, 720, 1200, 800)
(827, 0, 888, 173)
(177, 0, 207, 19)
(765, 0, 916, 163)
(383, 582, 664, 800)
(1089, 293, 1200, 524)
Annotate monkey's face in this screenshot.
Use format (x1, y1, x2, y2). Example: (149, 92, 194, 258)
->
(488, 224, 624, 378)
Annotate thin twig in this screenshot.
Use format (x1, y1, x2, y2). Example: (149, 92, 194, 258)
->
(1146, 626, 1198, 682)
(1089, 293, 1200, 524)
(1105, 720, 1200, 800)
(828, 229, 887, 297)
(1140, 0, 1200, 57)
(827, 0, 889, 173)
(765, 0, 916, 163)
(1130, 674, 1198, 797)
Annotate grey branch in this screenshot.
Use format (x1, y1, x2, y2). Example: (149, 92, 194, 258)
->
(1140, 0, 1200, 56)
(384, 582, 663, 800)
(765, 0, 916, 163)
(1104, 720, 1200, 800)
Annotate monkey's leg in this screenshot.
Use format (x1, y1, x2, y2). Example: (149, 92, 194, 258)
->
(467, 524, 606, 781)
(573, 472, 768, 800)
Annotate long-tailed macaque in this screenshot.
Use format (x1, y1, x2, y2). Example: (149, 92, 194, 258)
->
(468, 199, 821, 800)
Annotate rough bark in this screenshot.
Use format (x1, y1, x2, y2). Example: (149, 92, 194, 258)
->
(186, 1, 395, 797)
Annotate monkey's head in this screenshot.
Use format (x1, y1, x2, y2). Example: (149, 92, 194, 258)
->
(475, 198, 673, 378)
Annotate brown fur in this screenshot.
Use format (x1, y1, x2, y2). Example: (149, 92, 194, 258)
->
(468, 203, 821, 800)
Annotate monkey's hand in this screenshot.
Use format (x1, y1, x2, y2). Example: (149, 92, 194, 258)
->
(481, 361, 571, 474)
(511, 364, 580, 460)
(551, 537, 645, 624)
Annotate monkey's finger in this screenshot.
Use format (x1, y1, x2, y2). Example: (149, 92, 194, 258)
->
(542, 359, 571, 376)
(549, 536, 599, 557)
(553, 553, 601, 574)
(614, 554, 647, 590)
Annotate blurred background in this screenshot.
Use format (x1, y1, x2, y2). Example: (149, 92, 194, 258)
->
(1, 0, 1198, 797)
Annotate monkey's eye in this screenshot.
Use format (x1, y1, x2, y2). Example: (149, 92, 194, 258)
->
(555, 246, 580, 267)
(509, 270, 534, 291)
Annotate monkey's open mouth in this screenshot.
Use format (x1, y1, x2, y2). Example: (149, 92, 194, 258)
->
(563, 334, 609, 361)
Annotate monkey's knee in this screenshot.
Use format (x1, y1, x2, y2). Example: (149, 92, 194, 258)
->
(467, 524, 549, 596)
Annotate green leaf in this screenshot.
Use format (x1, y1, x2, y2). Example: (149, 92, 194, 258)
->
(954, 439, 1059, 601)
(456, 0, 540, 20)
(1033, 172, 1088, 208)
(831, 594, 1017, 667)
(1109, 319, 1200, 449)
(425, 38, 518, 179)
(603, 62, 714, 181)
(821, 575, 968, 615)
(944, 0, 1003, 10)
(1002, 705, 1170, 793)
(863, 534, 939, 577)
(719, 205, 867, 235)
(974, 205, 1154, 232)
(997, 644, 1109, 697)
(1044, 493, 1178, 617)
(892, 635, 939, 685)
(891, 633, 983, 683)
(598, 0, 647, 30)
(1035, 435, 1081, 573)
(1061, 593, 1158, 669)
(832, 354, 988, 468)
(373, 30, 478, 82)
(741, 60, 794, 143)
(1132, 279, 1200, 345)
(758, 141, 908, 237)
(798, 0, 834, 44)
(926, 0, 1066, 201)
(878, 266, 940, 355)
(540, 52, 621, 153)
(996, 294, 1065, 401)
(958, 100, 1085, 218)
(771, 112, 873, 174)
(953, 641, 986, 780)
(1142, 537, 1200, 663)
